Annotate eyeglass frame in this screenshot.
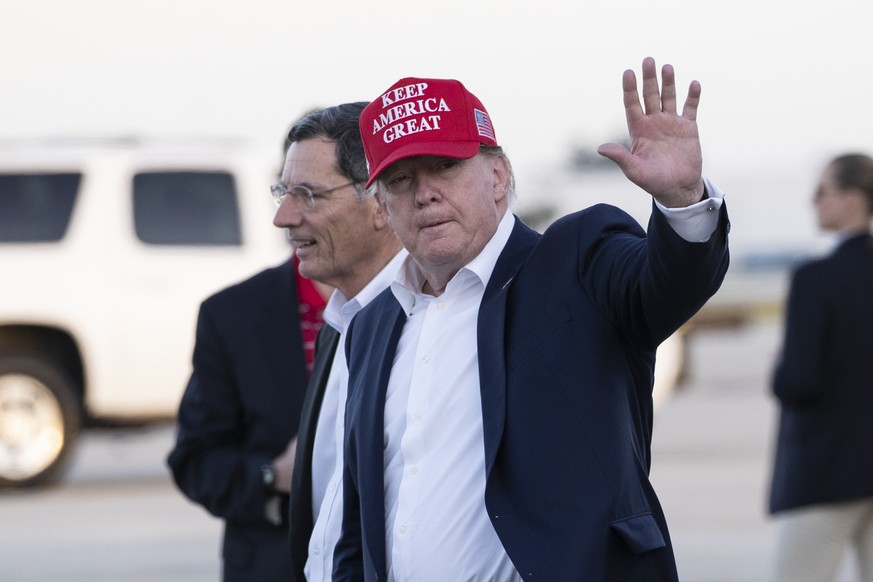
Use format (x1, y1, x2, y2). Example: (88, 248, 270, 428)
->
(270, 180, 359, 209)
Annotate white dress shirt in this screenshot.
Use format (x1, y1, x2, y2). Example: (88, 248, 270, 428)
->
(304, 250, 407, 582)
(380, 182, 724, 581)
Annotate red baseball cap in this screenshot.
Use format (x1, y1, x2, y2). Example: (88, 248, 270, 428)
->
(360, 77, 498, 188)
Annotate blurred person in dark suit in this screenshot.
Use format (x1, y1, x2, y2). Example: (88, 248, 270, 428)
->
(272, 103, 405, 582)
(167, 254, 328, 581)
(166, 117, 332, 581)
(769, 153, 873, 582)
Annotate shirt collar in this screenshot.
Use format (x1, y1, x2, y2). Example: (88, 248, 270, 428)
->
(323, 249, 408, 333)
(391, 211, 515, 312)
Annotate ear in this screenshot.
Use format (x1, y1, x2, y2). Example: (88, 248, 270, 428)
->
(372, 194, 391, 230)
(491, 155, 511, 205)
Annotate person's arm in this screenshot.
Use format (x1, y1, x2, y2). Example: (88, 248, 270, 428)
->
(590, 56, 729, 345)
(166, 300, 278, 526)
(772, 267, 828, 405)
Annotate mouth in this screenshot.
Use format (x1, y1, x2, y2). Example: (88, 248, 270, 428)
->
(289, 237, 317, 249)
(420, 218, 451, 230)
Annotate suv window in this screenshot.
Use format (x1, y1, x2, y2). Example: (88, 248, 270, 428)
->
(0, 173, 81, 243)
(133, 171, 242, 246)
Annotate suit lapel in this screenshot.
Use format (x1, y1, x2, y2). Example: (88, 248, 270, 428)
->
(289, 324, 339, 564)
(477, 217, 540, 475)
(298, 325, 340, 466)
(360, 302, 407, 580)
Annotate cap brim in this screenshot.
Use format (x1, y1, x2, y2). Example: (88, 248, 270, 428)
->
(365, 141, 482, 188)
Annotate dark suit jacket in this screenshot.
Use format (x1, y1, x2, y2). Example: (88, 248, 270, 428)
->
(336, 204, 730, 582)
(288, 324, 340, 581)
(167, 260, 310, 582)
(769, 233, 873, 513)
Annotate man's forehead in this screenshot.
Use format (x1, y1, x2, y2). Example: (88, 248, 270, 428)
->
(386, 155, 465, 172)
(282, 139, 339, 179)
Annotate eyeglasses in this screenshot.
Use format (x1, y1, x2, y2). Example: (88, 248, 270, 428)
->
(270, 181, 358, 209)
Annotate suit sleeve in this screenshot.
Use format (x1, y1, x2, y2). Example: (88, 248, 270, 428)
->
(772, 266, 828, 406)
(575, 202, 729, 350)
(167, 299, 275, 525)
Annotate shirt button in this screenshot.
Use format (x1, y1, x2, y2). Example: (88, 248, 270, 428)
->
(409, 465, 418, 475)
(413, 410, 422, 420)
(399, 525, 408, 534)
(313, 546, 320, 555)
(436, 302, 445, 311)
(420, 355, 429, 364)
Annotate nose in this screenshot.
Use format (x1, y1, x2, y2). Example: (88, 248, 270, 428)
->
(273, 196, 305, 228)
(413, 173, 441, 207)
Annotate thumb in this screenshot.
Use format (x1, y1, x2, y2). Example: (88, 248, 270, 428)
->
(597, 142, 629, 167)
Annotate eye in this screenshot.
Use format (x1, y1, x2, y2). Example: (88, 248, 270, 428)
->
(291, 186, 314, 200)
(386, 173, 412, 190)
(435, 158, 460, 172)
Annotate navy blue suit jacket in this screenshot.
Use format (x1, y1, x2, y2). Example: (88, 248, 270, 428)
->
(335, 203, 730, 581)
(769, 233, 873, 513)
(167, 260, 310, 582)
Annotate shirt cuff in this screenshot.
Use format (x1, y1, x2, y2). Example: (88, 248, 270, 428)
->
(655, 176, 725, 242)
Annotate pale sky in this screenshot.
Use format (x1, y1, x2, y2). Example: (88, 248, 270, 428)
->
(3, 0, 873, 251)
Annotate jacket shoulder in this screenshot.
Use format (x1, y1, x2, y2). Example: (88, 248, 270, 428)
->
(202, 260, 293, 309)
(545, 204, 645, 237)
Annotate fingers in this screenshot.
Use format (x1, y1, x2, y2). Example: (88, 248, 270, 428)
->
(625, 57, 700, 120)
(682, 80, 702, 122)
(641, 57, 660, 114)
(660, 64, 677, 115)
(622, 68, 643, 125)
(596, 142, 629, 166)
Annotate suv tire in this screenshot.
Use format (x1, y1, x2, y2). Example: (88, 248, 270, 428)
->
(0, 354, 81, 488)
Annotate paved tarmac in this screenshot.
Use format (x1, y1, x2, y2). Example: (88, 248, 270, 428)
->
(651, 320, 859, 581)
(651, 321, 780, 581)
(0, 319, 864, 581)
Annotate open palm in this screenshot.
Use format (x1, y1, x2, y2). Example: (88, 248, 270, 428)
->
(598, 57, 704, 207)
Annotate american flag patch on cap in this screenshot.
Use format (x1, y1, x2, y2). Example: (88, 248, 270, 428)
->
(474, 109, 495, 140)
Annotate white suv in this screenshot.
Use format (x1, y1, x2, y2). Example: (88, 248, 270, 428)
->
(0, 138, 290, 487)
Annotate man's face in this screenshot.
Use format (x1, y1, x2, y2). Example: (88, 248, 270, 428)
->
(813, 165, 865, 232)
(273, 138, 381, 296)
(377, 153, 509, 288)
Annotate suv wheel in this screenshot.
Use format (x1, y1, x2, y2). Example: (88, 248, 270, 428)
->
(0, 354, 81, 488)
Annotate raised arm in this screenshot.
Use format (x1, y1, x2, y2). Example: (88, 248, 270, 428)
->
(597, 56, 705, 208)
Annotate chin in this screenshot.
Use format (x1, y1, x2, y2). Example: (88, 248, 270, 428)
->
(296, 261, 319, 280)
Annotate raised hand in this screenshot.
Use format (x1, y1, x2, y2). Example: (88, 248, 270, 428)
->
(597, 57, 705, 208)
